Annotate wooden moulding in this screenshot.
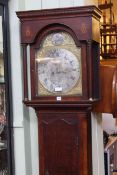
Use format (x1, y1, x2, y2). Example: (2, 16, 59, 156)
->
(93, 59, 117, 118)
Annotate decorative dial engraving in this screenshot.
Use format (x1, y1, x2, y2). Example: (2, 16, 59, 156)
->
(38, 48, 80, 93)
(52, 33, 64, 45)
(36, 32, 82, 96)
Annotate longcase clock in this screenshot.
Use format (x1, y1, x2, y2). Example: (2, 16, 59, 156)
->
(17, 6, 101, 175)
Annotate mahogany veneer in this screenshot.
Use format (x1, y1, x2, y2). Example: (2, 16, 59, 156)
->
(17, 6, 101, 175)
(94, 59, 117, 118)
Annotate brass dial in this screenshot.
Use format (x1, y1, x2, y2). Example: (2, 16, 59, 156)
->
(36, 32, 82, 96)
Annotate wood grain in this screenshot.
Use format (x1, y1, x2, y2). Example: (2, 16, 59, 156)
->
(93, 59, 117, 118)
(17, 6, 101, 175)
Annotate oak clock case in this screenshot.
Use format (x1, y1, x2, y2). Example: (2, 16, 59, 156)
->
(17, 6, 101, 175)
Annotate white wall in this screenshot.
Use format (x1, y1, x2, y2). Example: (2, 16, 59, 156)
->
(24, 0, 98, 10)
(92, 113, 105, 175)
(9, 0, 27, 174)
(102, 113, 117, 134)
(9, 0, 105, 175)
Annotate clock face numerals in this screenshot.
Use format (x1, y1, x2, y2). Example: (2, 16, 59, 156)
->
(35, 31, 82, 96)
(38, 48, 80, 93)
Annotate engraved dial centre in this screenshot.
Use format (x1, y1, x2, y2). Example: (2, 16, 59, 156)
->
(38, 48, 80, 93)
